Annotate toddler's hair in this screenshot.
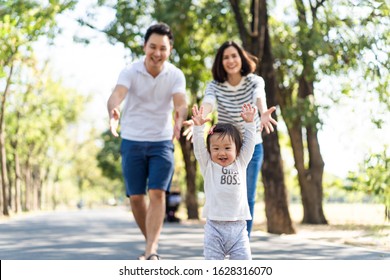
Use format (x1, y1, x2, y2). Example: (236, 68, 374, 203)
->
(206, 123, 243, 156)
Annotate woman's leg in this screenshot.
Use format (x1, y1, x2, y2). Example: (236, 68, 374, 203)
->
(246, 144, 264, 236)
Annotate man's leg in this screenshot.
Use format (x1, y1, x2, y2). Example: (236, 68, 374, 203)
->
(143, 140, 174, 259)
(145, 189, 166, 258)
(129, 194, 147, 238)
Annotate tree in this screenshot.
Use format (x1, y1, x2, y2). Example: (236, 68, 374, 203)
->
(228, 0, 295, 234)
(0, 0, 76, 215)
(347, 148, 390, 220)
(5, 60, 85, 212)
(269, 0, 389, 224)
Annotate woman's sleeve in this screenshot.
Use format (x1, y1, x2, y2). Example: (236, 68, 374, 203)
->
(202, 82, 216, 109)
(253, 75, 266, 102)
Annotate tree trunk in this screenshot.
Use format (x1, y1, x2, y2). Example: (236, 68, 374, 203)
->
(0, 65, 13, 216)
(179, 134, 199, 219)
(229, 0, 295, 234)
(283, 0, 327, 224)
(262, 131, 295, 234)
(24, 161, 31, 211)
(0, 176, 2, 215)
(297, 76, 327, 224)
(0, 132, 9, 216)
(32, 165, 39, 210)
(305, 126, 327, 223)
(13, 150, 22, 213)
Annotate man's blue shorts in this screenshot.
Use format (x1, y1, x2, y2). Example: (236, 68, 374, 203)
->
(120, 139, 174, 196)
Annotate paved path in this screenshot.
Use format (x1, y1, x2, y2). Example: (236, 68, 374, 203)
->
(1, 208, 389, 260)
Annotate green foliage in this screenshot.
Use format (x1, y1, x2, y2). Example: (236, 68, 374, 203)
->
(0, 0, 77, 66)
(6, 61, 85, 155)
(283, 96, 324, 130)
(346, 147, 390, 215)
(96, 130, 122, 181)
(71, 129, 123, 203)
(270, 0, 389, 124)
(82, 0, 152, 55)
(0, 0, 82, 214)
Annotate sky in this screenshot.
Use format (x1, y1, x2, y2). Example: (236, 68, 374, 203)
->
(34, 1, 128, 134)
(34, 0, 389, 179)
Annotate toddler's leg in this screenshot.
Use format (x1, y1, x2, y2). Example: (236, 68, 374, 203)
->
(204, 220, 225, 260)
(228, 221, 252, 260)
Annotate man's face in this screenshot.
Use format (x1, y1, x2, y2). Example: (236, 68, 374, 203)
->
(143, 33, 172, 76)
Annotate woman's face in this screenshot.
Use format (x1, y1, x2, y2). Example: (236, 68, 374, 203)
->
(222, 46, 242, 77)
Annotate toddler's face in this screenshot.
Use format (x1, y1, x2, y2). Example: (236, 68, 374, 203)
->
(209, 133, 237, 167)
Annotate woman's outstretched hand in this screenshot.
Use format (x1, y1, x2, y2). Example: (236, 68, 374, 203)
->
(260, 106, 278, 134)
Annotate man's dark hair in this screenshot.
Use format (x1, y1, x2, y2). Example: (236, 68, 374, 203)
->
(144, 22, 174, 45)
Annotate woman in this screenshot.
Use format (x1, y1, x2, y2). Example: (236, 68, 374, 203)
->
(183, 41, 277, 236)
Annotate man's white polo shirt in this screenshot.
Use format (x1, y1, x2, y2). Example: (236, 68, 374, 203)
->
(116, 58, 186, 142)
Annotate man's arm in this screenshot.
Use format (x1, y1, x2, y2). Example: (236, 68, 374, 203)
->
(172, 93, 188, 140)
(107, 85, 128, 137)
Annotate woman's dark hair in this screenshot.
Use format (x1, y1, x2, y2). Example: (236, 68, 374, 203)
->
(212, 41, 258, 83)
(144, 22, 174, 45)
(206, 123, 243, 156)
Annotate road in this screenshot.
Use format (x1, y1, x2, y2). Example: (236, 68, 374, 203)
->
(1, 207, 389, 260)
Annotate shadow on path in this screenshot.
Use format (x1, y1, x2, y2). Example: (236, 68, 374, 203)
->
(0, 208, 389, 260)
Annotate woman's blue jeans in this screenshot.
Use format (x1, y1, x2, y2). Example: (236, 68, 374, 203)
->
(246, 143, 264, 237)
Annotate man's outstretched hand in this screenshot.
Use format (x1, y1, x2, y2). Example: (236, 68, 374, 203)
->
(109, 108, 120, 137)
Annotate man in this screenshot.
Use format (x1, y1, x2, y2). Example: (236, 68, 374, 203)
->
(107, 23, 187, 260)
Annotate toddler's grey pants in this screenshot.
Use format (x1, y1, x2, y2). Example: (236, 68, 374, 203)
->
(204, 219, 252, 260)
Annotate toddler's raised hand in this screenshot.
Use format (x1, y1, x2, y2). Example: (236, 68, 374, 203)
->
(241, 103, 257, 123)
(191, 105, 211, 126)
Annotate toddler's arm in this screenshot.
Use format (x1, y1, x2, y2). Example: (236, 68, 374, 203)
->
(239, 103, 257, 165)
(241, 103, 257, 123)
(192, 105, 211, 173)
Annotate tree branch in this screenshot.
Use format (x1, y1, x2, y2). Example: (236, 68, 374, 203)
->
(250, 0, 259, 37)
(310, 0, 326, 20)
(295, 0, 307, 24)
(229, 0, 261, 44)
(229, 0, 249, 44)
